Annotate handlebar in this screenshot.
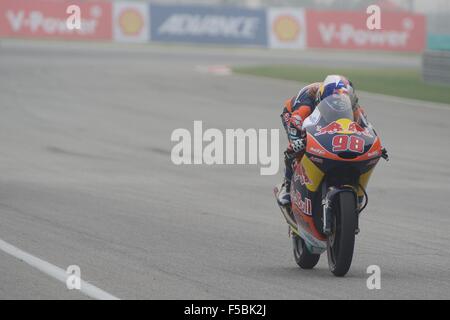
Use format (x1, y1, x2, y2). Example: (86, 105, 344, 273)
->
(381, 148, 389, 161)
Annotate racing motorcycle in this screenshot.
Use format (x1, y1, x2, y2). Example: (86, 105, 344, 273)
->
(274, 94, 388, 277)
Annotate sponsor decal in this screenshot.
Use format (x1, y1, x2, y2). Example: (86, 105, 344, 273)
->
(315, 121, 344, 136)
(348, 122, 373, 138)
(0, 0, 112, 40)
(273, 15, 299, 41)
(308, 146, 326, 156)
(292, 191, 312, 216)
(268, 8, 306, 49)
(315, 119, 373, 138)
(157, 15, 258, 38)
(150, 4, 267, 46)
(119, 10, 143, 36)
(309, 156, 323, 164)
(306, 10, 425, 52)
(294, 165, 312, 186)
(113, 2, 149, 43)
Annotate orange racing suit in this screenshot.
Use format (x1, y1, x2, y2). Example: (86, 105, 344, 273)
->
(281, 82, 367, 187)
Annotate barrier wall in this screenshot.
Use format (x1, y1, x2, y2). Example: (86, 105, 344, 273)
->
(422, 50, 450, 84)
(0, 0, 112, 40)
(149, 4, 267, 46)
(0, 1, 427, 53)
(306, 10, 426, 52)
(113, 1, 149, 43)
(267, 7, 306, 49)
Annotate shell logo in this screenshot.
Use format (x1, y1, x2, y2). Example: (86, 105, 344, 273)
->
(118, 8, 144, 36)
(273, 15, 300, 42)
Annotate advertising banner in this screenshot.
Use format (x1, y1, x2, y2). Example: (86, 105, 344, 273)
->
(0, 0, 112, 40)
(267, 8, 306, 49)
(306, 10, 426, 52)
(149, 4, 267, 46)
(428, 34, 450, 51)
(113, 1, 149, 43)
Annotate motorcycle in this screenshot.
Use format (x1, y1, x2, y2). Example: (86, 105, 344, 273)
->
(274, 94, 388, 277)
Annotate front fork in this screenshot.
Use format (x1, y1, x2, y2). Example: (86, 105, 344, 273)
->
(322, 186, 359, 236)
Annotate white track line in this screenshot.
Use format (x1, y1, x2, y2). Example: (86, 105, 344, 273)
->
(0, 238, 120, 300)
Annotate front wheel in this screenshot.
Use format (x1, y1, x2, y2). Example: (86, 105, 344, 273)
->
(327, 191, 357, 277)
(292, 234, 320, 269)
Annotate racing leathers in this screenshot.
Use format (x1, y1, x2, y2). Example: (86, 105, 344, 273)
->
(277, 83, 367, 206)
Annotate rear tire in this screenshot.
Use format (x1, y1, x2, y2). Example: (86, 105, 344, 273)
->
(327, 191, 357, 277)
(293, 234, 320, 269)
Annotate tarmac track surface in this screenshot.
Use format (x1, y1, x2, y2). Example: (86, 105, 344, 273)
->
(0, 41, 449, 299)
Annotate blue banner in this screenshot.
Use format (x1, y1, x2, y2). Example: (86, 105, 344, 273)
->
(149, 4, 268, 46)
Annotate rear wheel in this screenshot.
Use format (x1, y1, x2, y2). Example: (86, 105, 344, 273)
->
(292, 234, 320, 269)
(327, 191, 357, 277)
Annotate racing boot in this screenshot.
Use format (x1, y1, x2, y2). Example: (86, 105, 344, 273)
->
(277, 178, 291, 206)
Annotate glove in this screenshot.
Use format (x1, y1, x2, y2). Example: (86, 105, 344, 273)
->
(285, 138, 306, 161)
(291, 138, 306, 153)
(287, 114, 305, 141)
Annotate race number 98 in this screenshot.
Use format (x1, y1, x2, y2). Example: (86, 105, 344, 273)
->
(332, 135, 365, 153)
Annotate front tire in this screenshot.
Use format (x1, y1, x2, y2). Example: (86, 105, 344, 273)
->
(327, 191, 357, 277)
(292, 234, 320, 269)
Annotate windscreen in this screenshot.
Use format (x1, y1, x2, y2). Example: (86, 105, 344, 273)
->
(317, 94, 354, 123)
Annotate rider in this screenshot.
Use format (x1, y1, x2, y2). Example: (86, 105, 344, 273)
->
(277, 75, 368, 206)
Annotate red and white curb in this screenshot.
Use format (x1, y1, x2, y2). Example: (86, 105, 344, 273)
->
(0, 238, 120, 300)
(195, 65, 232, 76)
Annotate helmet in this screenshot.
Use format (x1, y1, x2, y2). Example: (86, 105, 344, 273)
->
(317, 75, 357, 108)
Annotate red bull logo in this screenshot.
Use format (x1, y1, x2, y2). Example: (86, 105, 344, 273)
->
(294, 164, 313, 186)
(292, 191, 312, 216)
(348, 122, 373, 138)
(315, 121, 344, 136)
(315, 118, 373, 138)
